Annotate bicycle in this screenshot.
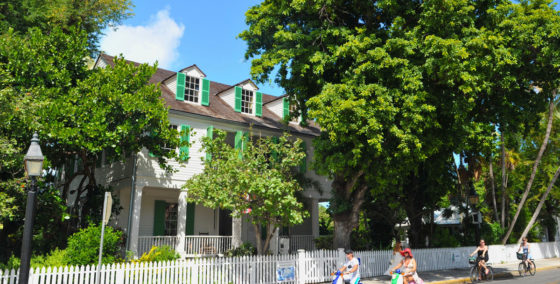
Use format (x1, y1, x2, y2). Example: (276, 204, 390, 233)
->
(516, 252, 536, 277)
(469, 257, 494, 282)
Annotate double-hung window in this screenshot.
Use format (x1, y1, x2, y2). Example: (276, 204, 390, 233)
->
(241, 89, 254, 114)
(185, 76, 200, 103)
(164, 203, 178, 236)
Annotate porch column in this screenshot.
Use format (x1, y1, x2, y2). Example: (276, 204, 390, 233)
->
(311, 198, 319, 238)
(176, 190, 187, 257)
(129, 186, 144, 257)
(232, 216, 242, 248)
(271, 228, 279, 255)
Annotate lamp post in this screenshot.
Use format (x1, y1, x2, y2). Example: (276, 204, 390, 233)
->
(468, 185, 480, 242)
(19, 133, 44, 284)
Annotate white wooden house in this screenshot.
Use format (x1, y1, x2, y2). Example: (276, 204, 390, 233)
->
(89, 55, 331, 257)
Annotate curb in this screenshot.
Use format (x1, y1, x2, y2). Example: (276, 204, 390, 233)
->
(428, 265, 560, 284)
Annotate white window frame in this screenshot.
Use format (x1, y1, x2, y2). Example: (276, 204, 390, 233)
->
(241, 88, 254, 114)
(184, 75, 201, 103)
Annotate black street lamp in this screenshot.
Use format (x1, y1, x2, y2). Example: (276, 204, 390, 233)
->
(19, 133, 44, 284)
(468, 185, 481, 242)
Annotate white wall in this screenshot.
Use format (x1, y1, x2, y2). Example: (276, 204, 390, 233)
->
(266, 98, 284, 119)
(133, 114, 331, 200)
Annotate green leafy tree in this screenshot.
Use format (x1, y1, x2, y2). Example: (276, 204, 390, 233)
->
(185, 130, 308, 254)
(240, 0, 553, 248)
(0, 23, 180, 262)
(0, 0, 132, 52)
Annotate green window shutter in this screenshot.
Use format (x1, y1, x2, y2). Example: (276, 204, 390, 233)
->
(201, 78, 210, 106)
(271, 136, 279, 162)
(234, 86, 242, 112)
(300, 141, 307, 173)
(67, 159, 75, 176)
(242, 132, 249, 152)
(186, 202, 195, 235)
(235, 131, 244, 158)
(153, 200, 167, 236)
(206, 126, 213, 161)
(149, 130, 158, 157)
(176, 72, 186, 101)
(95, 153, 102, 168)
(235, 131, 243, 150)
(255, 91, 263, 117)
(282, 97, 290, 120)
(235, 131, 243, 158)
(261, 224, 267, 241)
(180, 125, 190, 161)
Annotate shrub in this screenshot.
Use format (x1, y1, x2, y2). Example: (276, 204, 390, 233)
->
(0, 255, 20, 270)
(224, 242, 256, 257)
(31, 248, 68, 268)
(314, 235, 333, 250)
(133, 246, 180, 263)
(431, 227, 461, 248)
(66, 225, 123, 265)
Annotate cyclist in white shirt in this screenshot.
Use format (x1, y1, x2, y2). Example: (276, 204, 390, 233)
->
(336, 249, 360, 284)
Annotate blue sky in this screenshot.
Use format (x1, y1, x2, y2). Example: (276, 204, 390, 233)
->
(100, 0, 282, 96)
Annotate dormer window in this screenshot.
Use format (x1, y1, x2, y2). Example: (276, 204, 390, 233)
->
(171, 65, 209, 106)
(185, 75, 200, 103)
(241, 89, 254, 114)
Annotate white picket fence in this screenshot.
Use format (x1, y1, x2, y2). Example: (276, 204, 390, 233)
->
(1, 242, 558, 284)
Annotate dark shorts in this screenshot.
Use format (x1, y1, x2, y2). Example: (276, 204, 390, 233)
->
(477, 255, 489, 263)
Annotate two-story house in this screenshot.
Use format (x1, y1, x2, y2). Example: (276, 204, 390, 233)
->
(91, 54, 331, 257)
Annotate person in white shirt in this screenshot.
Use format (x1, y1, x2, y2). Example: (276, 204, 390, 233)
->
(336, 249, 360, 284)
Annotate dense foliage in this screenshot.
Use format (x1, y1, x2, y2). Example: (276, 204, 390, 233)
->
(0, 0, 180, 263)
(241, 0, 560, 247)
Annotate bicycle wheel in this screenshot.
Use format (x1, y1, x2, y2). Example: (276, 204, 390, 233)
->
(484, 266, 494, 281)
(518, 262, 525, 277)
(470, 266, 479, 283)
(528, 260, 536, 276)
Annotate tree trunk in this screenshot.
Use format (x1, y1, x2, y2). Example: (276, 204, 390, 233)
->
(332, 213, 354, 249)
(502, 100, 554, 244)
(331, 171, 367, 249)
(518, 164, 560, 243)
(488, 156, 500, 222)
(253, 223, 263, 255)
(262, 225, 277, 255)
(500, 132, 507, 229)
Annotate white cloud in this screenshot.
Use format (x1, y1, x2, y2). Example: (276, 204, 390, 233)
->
(100, 8, 185, 69)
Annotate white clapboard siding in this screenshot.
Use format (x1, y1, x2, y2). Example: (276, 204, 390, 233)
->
(1, 242, 558, 284)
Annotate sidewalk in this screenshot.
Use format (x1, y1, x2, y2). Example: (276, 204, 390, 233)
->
(356, 258, 560, 284)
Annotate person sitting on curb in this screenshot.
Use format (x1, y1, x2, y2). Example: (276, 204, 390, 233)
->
(335, 249, 360, 284)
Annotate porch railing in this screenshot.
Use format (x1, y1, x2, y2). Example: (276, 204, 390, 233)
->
(184, 236, 232, 255)
(137, 236, 179, 256)
(137, 236, 233, 257)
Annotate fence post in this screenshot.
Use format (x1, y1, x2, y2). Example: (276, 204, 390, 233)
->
(249, 256, 256, 284)
(297, 249, 306, 284)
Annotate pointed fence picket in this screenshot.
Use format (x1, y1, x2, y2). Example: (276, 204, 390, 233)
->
(0, 241, 558, 284)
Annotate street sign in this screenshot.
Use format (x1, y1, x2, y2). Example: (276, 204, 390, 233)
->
(103, 193, 112, 225)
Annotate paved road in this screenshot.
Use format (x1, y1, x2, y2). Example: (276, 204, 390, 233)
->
(357, 258, 560, 284)
(487, 267, 560, 284)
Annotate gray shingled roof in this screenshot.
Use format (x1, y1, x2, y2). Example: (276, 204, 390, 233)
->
(98, 54, 320, 136)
